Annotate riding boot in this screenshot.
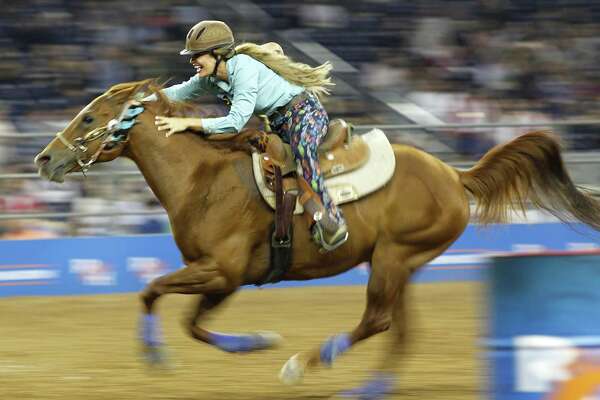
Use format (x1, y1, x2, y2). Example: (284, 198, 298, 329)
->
(302, 195, 349, 252)
(311, 215, 348, 252)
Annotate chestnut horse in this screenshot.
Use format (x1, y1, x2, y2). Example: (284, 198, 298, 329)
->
(34, 80, 600, 398)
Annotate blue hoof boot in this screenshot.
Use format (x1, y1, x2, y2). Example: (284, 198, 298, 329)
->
(209, 331, 282, 353)
(339, 372, 396, 399)
(320, 333, 351, 366)
(139, 314, 169, 367)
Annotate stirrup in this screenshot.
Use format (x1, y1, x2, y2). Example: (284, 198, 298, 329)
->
(311, 221, 349, 253)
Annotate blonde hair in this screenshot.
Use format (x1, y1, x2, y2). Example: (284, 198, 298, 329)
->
(217, 42, 335, 98)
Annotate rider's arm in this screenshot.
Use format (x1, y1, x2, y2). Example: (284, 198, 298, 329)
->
(201, 58, 259, 134)
(144, 75, 212, 102)
(162, 75, 213, 101)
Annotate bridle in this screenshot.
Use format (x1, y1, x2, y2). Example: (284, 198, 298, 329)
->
(55, 99, 143, 174)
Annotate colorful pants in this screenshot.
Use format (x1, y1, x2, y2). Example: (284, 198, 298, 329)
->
(271, 92, 345, 225)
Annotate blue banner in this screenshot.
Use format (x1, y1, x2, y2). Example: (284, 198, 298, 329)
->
(0, 223, 598, 297)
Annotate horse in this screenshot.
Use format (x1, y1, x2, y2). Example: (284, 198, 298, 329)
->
(34, 79, 600, 399)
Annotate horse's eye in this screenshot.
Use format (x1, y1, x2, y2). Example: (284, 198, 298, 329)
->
(83, 115, 94, 125)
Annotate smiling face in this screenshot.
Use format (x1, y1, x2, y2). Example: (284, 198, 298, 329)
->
(190, 52, 217, 77)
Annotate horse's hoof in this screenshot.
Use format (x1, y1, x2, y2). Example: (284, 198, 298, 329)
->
(338, 372, 395, 399)
(141, 345, 170, 368)
(256, 331, 284, 349)
(279, 353, 304, 385)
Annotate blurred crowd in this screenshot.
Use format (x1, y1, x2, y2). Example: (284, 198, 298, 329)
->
(1, 0, 599, 237)
(273, 0, 600, 154)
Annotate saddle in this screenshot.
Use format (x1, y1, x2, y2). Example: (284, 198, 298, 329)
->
(259, 119, 370, 192)
(247, 119, 395, 284)
(253, 124, 395, 213)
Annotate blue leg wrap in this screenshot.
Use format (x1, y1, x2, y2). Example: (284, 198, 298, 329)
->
(140, 314, 163, 347)
(340, 372, 396, 399)
(208, 332, 273, 353)
(320, 333, 351, 366)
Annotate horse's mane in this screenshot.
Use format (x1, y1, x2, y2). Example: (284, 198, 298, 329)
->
(102, 79, 194, 117)
(105, 79, 257, 154)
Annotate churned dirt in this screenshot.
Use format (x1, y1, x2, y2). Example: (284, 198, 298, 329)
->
(0, 282, 484, 399)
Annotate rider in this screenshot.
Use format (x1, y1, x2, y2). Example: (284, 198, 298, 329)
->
(153, 20, 348, 251)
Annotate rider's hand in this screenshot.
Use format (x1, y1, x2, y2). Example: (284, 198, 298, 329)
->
(155, 117, 203, 137)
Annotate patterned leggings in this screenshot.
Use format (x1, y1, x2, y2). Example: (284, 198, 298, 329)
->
(272, 92, 345, 225)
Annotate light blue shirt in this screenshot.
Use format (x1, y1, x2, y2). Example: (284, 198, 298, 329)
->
(162, 54, 304, 134)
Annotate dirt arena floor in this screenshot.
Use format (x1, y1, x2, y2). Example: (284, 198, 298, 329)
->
(0, 282, 484, 399)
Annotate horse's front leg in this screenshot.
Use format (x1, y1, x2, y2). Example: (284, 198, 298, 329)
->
(139, 258, 232, 364)
(184, 293, 282, 353)
(139, 257, 281, 364)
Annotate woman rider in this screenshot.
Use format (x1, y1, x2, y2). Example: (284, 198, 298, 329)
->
(153, 20, 348, 252)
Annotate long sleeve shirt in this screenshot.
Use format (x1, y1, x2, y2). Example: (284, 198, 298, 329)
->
(161, 54, 304, 134)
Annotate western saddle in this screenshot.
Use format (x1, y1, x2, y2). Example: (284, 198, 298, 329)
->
(251, 118, 369, 283)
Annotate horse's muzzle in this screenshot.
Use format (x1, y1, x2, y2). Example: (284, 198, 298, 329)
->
(34, 151, 71, 183)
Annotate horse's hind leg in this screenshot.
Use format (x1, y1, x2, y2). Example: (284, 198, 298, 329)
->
(279, 240, 412, 385)
(339, 241, 456, 399)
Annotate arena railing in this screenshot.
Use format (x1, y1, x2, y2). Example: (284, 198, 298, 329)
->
(1, 120, 600, 223)
(2, 119, 600, 139)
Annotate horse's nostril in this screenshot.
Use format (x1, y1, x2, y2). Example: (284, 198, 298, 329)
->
(36, 154, 51, 166)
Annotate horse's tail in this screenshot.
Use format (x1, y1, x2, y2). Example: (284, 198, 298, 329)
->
(458, 131, 600, 229)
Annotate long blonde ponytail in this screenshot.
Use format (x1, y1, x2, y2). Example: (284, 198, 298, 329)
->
(228, 42, 335, 98)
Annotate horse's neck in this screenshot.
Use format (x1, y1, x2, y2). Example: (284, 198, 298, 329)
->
(124, 115, 223, 214)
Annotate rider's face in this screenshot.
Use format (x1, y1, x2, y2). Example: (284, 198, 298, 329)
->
(190, 53, 216, 77)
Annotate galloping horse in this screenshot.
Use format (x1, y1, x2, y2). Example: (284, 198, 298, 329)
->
(34, 80, 600, 398)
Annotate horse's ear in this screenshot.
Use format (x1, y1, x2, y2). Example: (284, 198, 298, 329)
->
(106, 79, 156, 103)
(106, 83, 135, 101)
(131, 79, 157, 101)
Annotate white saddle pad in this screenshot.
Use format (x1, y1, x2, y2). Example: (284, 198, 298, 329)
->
(252, 128, 395, 214)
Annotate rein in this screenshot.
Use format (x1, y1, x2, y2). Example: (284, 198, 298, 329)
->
(55, 100, 144, 174)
